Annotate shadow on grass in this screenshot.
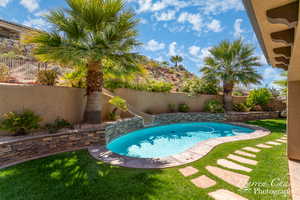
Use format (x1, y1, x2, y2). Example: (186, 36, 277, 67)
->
(0, 150, 164, 200)
(246, 119, 286, 133)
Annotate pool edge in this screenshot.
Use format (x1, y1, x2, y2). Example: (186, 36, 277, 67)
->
(88, 122, 270, 169)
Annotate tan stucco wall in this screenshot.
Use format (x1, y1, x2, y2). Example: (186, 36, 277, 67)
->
(0, 84, 87, 125)
(114, 88, 247, 114)
(0, 85, 248, 135)
(288, 81, 300, 160)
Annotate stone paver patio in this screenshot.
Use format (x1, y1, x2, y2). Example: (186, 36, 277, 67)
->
(178, 166, 199, 177)
(206, 166, 250, 189)
(227, 154, 258, 166)
(208, 189, 248, 200)
(191, 175, 216, 189)
(217, 159, 252, 172)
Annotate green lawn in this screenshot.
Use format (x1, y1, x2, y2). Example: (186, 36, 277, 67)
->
(0, 119, 289, 200)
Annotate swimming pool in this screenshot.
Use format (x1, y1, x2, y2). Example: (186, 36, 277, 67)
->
(107, 122, 255, 158)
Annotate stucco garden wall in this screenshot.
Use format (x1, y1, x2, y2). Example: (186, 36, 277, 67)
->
(114, 88, 247, 114)
(0, 84, 114, 125)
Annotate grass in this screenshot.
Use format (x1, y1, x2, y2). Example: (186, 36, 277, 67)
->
(0, 119, 289, 200)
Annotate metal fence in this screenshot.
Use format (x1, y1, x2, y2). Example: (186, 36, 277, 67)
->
(0, 57, 49, 83)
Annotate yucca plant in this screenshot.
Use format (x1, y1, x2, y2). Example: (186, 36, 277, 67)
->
(25, 0, 141, 123)
(201, 40, 262, 111)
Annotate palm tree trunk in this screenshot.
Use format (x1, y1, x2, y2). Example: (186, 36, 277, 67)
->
(84, 61, 103, 124)
(223, 82, 234, 111)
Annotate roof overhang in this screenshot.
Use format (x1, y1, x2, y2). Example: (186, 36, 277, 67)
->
(0, 19, 39, 34)
(243, 0, 300, 81)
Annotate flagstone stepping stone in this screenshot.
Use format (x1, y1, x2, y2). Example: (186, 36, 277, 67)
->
(178, 166, 199, 177)
(276, 139, 287, 143)
(208, 189, 248, 200)
(242, 147, 261, 153)
(266, 141, 282, 146)
(256, 144, 272, 149)
(191, 175, 216, 189)
(227, 154, 258, 166)
(217, 159, 252, 172)
(206, 166, 250, 189)
(234, 150, 256, 158)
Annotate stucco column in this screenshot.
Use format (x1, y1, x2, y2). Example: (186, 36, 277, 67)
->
(288, 80, 300, 160)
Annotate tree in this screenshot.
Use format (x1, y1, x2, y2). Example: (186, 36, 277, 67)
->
(200, 40, 262, 111)
(170, 55, 183, 68)
(273, 71, 288, 97)
(25, 0, 141, 123)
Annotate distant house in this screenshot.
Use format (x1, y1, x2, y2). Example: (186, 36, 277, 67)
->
(0, 19, 38, 40)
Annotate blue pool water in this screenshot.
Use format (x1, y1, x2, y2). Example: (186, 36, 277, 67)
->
(107, 122, 255, 158)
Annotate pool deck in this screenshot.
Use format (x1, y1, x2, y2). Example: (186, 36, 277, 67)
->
(88, 122, 270, 169)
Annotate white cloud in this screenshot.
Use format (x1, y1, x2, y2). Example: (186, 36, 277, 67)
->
(168, 42, 177, 56)
(259, 55, 268, 65)
(189, 45, 201, 57)
(20, 0, 39, 12)
(34, 9, 49, 17)
(188, 46, 212, 65)
(196, 0, 244, 15)
(262, 66, 283, 87)
(135, 0, 188, 13)
(178, 12, 203, 31)
(154, 10, 176, 21)
(140, 18, 148, 24)
(23, 17, 48, 30)
(207, 19, 222, 32)
(144, 39, 165, 51)
(0, 0, 12, 7)
(234, 18, 244, 38)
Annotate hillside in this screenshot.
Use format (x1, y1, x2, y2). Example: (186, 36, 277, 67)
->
(144, 65, 197, 92)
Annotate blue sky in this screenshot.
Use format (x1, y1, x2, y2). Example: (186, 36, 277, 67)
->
(0, 0, 284, 87)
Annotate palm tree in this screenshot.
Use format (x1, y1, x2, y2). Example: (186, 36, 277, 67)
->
(170, 55, 183, 68)
(25, 0, 140, 123)
(201, 40, 262, 111)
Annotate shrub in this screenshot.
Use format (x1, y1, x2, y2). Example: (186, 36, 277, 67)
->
(62, 67, 86, 88)
(233, 103, 250, 112)
(181, 78, 219, 96)
(168, 104, 177, 113)
(37, 69, 58, 86)
(246, 88, 272, 108)
(108, 96, 128, 121)
(0, 110, 42, 135)
(104, 79, 173, 93)
(0, 63, 10, 82)
(45, 118, 73, 134)
(178, 103, 190, 113)
(204, 100, 224, 113)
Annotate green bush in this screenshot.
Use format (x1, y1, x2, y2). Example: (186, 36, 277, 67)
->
(233, 103, 250, 112)
(62, 67, 86, 88)
(0, 110, 42, 135)
(0, 63, 10, 82)
(168, 104, 177, 113)
(246, 88, 272, 108)
(178, 103, 190, 113)
(204, 100, 224, 113)
(104, 79, 173, 93)
(108, 96, 128, 121)
(37, 69, 58, 86)
(181, 78, 219, 95)
(45, 118, 73, 134)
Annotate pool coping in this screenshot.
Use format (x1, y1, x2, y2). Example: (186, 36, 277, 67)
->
(88, 122, 270, 169)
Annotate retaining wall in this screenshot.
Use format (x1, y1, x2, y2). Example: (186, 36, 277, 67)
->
(0, 128, 106, 169)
